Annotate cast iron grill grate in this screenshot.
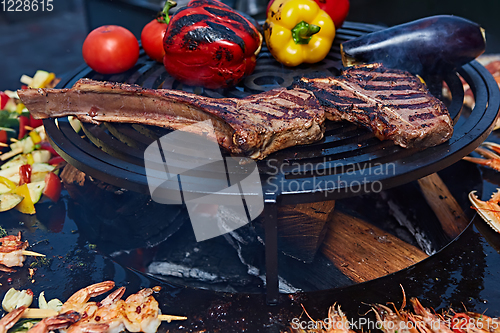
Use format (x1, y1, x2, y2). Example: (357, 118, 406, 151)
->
(43, 22, 500, 204)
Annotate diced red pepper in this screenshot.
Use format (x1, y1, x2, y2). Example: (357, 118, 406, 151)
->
(18, 115, 30, 139)
(48, 156, 65, 166)
(0, 130, 7, 144)
(43, 172, 62, 202)
(21, 85, 29, 90)
(29, 115, 44, 128)
(39, 141, 59, 156)
(19, 164, 32, 185)
(0, 92, 10, 110)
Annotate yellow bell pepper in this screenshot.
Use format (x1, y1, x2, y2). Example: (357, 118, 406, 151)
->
(264, 0, 335, 67)
(0, 176, 16, 190)
(12, 184, 35, 215)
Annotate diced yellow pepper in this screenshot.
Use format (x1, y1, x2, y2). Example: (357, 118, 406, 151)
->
(41, 73, 56, 88)
(12, 184, 35, 215)
(0, 176, 16, 190)
(31, 70, 55, 88)
(29, 131, 41, 144)
(26, 153, 34, 165)
(16, 102, 25, 115)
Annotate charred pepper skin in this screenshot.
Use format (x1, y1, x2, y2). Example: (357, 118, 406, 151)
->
(162, 0, 262, 89)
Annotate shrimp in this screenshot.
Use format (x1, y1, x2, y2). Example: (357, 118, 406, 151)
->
(409, 298, 453, 333)
(66, 287, 126, 333)
(373, 303, 419, 333)
(0, 306, 27, 333)
(60, 281, 116, 315)
(0, 232, 28, 272)
(122, 289, 161, 333)
(323, 303, 355, 333)
(446, 310, 500, 333)
(27, 311, 81, 333)
(466, 312, 500, 333)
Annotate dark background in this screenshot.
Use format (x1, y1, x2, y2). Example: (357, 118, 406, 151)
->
(0, 0, 499, 91)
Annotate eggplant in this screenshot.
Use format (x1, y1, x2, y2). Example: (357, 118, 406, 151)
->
(341, 15, 486, 75)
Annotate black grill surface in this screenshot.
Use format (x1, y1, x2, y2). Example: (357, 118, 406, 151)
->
(43, 22, 500, 204)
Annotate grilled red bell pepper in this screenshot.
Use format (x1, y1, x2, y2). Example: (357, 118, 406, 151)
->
(19, 164, 32, 186)
(18, 115, 29, 139)
(162, 0, 262, 89)
(0, 130, 7, 144)
(29, 114, 44, 128)
(266, 0, 350, 29)
(43, 172, 62, 202)
(0, 92, 10, 110)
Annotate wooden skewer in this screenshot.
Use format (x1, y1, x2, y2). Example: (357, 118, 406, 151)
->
(0, 142, 8, 148)
(22, 250, 46, 257)
(21, 308, 187, 322)
(158, 314, 188, 322)
(0, 147, 22, 161)
(24, 125, 34, 131)
(22, 308, 58, 318)
(9, 138, 18, 142)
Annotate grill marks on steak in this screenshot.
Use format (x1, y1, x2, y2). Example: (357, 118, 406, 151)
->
(18, 79, 325, 160)
(298, 63, 453, 149)
(17, 63, 454, 160)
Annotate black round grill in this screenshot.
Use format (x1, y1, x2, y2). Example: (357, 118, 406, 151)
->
(44, 22, 500, 204)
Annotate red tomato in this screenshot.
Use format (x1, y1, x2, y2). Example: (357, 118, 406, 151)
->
(82, 25, 140, 74)
(43, 172, 62, 202)
(141, 20, 169, 62)
(141, 1, 176, 62)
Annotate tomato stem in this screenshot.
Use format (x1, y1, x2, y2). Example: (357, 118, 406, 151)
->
(157, 0, 177, 25)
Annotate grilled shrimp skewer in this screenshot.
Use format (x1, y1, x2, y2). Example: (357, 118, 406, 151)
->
(2, 282, 185, 333)
(0, 232, 45, 272)
(68, 287, 162, 333)
(59, 282, 181, 333)
(0, 232, 29, 272)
